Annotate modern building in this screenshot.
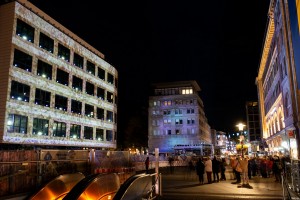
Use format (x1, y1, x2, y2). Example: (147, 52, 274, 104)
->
(213, 130, 229, 155)
(245, 101, 261, 154)
(148, 80, 211, 154)
(256, 0, 300, 159)
(0, 0, 118, 149)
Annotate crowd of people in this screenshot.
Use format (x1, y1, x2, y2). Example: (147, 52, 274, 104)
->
(191, 154, 289, 188)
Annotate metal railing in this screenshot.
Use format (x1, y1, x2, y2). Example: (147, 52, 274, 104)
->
(282, 159, 300, 200)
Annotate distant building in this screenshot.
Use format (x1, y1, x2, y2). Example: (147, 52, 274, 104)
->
(212, 129, 228, 155)
(148, 80, 211, 154)
(256, 0, 300, 159)
(245, 101, 261, 154)
(0, 0, 118, 149)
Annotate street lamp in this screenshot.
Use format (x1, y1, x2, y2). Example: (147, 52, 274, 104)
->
(236, 123, 246, 157)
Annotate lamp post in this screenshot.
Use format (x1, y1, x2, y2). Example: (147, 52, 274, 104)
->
(236, 123, 246, 157)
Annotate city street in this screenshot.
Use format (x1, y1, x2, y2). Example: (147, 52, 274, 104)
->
(160, 167, 283, 200)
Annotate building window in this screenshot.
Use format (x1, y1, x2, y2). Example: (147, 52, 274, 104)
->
(164, 119, 171, 124)
(55, 94, 68, 111)
(86, 82, 94, 96)
(163, 100, 171, 106)
(39, 32, 54, 53)
(106, 110, 113, 122)
(71, 99, 82, 115)
(167, 130, 171, 135)
(107, 91, 113, 103)
(10, 80, 30, 102)
(70, 124, 81, 139)
(163, 110, 171, 115)
(84, 126, 93, 140)
(16, 19, 34, 43)
(98, 67, 105, 80)
(181, 88, 193, 94)
(32, 118, 49, 136)
(58, 43, 70, 62)
(85, 104, 94, 118)
(106, 130, 113, 141)
(35, 88, 51, 107)
(107, 73, 114, 84)
(86, 60, 95, 75)
(175, 109, 182, 115)
(175, 119, 183, 125)
(73, 53, 83, 69)
(175, 129, 180, 134)
(96, 128, 104, 141)
(13, 49, 32, 72)
(187, 108, 194, 114)
(56, 68, 69, 86)
(97, 87, 105, 100)
(53, 121, 66, 137)
(72, 76, 83, 91)
(187, 118, 195, 124)
(97, 107, 104, 120)
(7, 114, 28, 134)
(37, 60, 52, 80)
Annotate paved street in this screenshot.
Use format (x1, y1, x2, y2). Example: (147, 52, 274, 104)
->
(160, 167, 284, 200)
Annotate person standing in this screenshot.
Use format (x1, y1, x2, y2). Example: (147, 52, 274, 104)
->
(212, 156, 220, 182)
(239, 156, 252, 188)
(145, 157, 150, 174)
(196, 157, 205, 184)
(231, 157, 241, 184)
(220, 157, 227, 181)
(204, 157, 213, 184)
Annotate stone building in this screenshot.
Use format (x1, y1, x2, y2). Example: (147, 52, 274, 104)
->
(148, 80, 211, 154)
(0, 0, 118, 149)
(256, 0, 300, 159)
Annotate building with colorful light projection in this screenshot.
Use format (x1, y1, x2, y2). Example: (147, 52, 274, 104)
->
(148, 80, 211, 154)
(0, 0, 118, 149)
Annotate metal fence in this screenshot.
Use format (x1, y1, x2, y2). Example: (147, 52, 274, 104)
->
(282, 159, 300, 200)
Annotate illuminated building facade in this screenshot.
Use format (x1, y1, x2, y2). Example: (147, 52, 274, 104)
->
(256, 0, 300, 159)
(148, 81, 211, 153)
(245, 101, 261, 154)
(0, 0, 118, 149)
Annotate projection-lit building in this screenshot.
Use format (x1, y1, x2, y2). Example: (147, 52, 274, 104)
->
(148, 81, 211, 154)
(0, 0, 118, 149)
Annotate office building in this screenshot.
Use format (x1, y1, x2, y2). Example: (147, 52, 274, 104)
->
(148, 80, 211, 154)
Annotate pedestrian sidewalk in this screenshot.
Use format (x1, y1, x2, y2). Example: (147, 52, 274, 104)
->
(160, 167, 284, 200)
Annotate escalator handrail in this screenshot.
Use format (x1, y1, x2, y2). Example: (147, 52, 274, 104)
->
(62, 173, 100, 200)
(113, 173, 150, 200)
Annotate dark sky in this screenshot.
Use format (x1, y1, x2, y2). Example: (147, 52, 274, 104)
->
(27, 0, 270, 146)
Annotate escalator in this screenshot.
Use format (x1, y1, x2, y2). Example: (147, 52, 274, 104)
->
(26, 172, 85, 200)
(26, 172, 158, 200)
(62, 173, 120, 200)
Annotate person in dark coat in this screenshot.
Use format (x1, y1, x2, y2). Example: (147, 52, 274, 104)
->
(220, 157, 227, 181)
(212, 156, 220, 182)
(196, 157, 205, 184)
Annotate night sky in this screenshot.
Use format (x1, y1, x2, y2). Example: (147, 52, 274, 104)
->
(27, 0, 270, 148)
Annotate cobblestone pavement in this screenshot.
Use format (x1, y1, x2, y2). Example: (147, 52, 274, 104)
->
(160, 167, 283, 200)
